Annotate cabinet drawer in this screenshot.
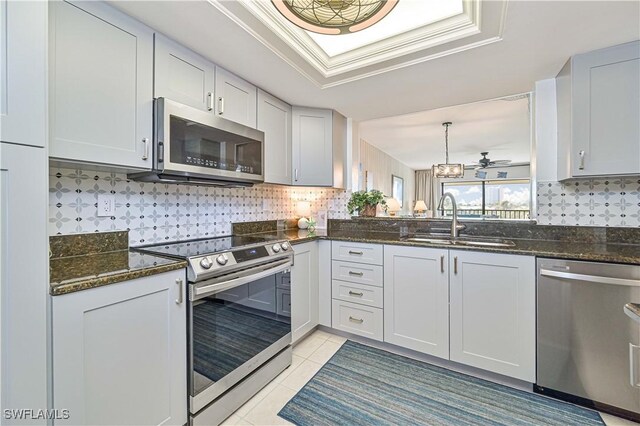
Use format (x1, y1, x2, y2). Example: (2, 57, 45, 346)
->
(332, 280, 383, 308)
(331, 300, 383, 341)
(332, 261, 383, 287)
(332, 241, 383, 265)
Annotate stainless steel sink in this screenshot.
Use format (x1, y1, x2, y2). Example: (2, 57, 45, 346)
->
(403, 235, 516, 248)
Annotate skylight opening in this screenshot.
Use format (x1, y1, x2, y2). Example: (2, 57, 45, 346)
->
(306, 0, 465, 57)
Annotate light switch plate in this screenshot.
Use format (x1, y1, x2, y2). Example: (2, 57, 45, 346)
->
(97, 194, 115, 217)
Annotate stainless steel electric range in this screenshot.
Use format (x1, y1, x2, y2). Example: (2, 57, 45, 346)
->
(135, 235, 294, 425)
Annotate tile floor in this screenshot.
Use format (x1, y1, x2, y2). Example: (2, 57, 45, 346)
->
(221, 330, 635, 426)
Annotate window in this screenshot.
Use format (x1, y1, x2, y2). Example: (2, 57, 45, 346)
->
(440, 180, 530, 220)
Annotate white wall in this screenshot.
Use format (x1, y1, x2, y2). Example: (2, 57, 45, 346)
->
(534, 79, 558, 182)
(359, 139, 415, 213)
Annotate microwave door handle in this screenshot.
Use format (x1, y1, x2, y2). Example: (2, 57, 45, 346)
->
(192, 259, 292, 300)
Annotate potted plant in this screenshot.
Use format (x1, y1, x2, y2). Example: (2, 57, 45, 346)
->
(347, 190, 387, 217)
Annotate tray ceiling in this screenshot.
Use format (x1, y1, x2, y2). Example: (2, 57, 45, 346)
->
(212, 0, 508, 87)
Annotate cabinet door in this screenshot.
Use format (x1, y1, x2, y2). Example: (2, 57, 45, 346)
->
(384, 245, 449, 359)
(572, 41, 640, 176)
(0, 0, 47, 146)
(49, 1, 153, 169)
(52, 271, 187, 425)
(257, 90, 292, 185)
(291, 242, 319, 343)
(0, 143, 48, 421)
(292, 107, 333, 186)
(214, 67, 257, 128)
(449, 251, 535, 382)
(154, 33, 215, 112)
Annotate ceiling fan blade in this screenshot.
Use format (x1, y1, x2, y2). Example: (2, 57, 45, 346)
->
(490, 160, 512, 164)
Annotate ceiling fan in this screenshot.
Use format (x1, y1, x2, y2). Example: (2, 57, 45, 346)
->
(474, 152, 511, 170)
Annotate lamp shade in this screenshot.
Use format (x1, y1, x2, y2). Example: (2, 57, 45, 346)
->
(386, 197, 401, 212)
(296, 200, 311, 217)
(414, 200, 428, 212)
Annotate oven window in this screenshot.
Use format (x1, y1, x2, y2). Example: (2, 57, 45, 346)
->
(169, 115, 262, 175)
(191, 273, 290, 396)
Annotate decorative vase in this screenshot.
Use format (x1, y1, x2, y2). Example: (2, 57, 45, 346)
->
(298, 217, 309, 229)
(359, 204, 377, 217)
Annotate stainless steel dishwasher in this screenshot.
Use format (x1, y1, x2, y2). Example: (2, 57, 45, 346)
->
(536, 258, 640, 421)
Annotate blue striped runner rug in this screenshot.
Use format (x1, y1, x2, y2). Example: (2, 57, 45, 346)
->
(278, 340, 604, 425)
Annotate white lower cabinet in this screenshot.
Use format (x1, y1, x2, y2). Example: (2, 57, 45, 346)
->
(383, 245, 450, 359)
(332, 300, 383, 341)
(449, 250, 536, 382)
(291, 241, 319, 343)
(52, 270, 187, 426)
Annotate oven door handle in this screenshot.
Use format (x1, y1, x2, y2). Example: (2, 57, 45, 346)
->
(191, 258, 292, 301)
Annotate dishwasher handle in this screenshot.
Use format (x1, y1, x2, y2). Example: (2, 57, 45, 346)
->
(540, 269, 640, 287)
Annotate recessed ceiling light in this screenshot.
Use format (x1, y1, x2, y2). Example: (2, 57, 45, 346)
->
(271, 0, 399, 35)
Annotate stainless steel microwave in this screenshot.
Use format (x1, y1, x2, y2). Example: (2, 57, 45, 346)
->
(129, 98, 264, 186)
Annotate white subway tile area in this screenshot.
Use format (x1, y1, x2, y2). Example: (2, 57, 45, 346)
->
(49, 168, 350, 245)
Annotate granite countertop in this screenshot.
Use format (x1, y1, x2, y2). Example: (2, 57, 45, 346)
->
(255, 229, 640, 265)
(49, 232, 187, 296)
(50, 250, 187, 296)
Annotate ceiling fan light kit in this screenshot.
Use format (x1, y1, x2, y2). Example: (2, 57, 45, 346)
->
(271, 0, 399, 35)
(433, 121, 464, 178)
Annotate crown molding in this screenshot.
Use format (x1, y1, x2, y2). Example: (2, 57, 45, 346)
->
(209, 0, 508, 88)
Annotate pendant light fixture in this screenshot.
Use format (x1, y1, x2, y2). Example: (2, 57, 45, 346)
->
(272, 0, 399, 35)
(432, 122, 464, 178)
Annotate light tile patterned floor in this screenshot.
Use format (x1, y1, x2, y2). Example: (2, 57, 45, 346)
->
(220, 330, 633, 426)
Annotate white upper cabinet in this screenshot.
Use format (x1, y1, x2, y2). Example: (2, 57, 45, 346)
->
(384, 245, 450, 359)
(0, 0, 47, 147)
(292, 107, 343, 187)
(449, 250, 535, 382)
(214, 67, 257, 128)
(49, 0, 153, 170)
(53, 271, 187, 426)
(257, 90, 292, 185)
(556, 41, 640, 179)
(154, 33, 215, 112)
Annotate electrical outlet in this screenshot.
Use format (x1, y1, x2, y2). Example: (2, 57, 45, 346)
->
(262, 199, 271, 211)
(97, 194, 115, 217)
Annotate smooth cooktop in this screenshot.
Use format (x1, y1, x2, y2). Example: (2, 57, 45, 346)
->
(135, 235, 278, 259)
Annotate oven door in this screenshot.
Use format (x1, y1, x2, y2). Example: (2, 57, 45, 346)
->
(156, 97, 264, 183)
(188, 261, 292, 414)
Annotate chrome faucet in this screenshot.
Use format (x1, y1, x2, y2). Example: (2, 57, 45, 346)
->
(437, 192, 466, 238)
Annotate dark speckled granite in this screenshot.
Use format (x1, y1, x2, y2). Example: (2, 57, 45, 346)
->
(50, 231, 186, 296)
(235, 220, 640, 265)
(50, 231, 128, 258)
(329, 218, 640, 244)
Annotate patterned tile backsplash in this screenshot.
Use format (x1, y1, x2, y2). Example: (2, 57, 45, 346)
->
(49, 168, 350, 245)
(536, 178, 640, 227)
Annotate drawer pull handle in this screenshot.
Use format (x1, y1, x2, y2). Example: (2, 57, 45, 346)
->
(348, 291, 364, 297)
(348, 250, 363, 255)
(349, 316, 364, 324)
(348, 271, 364, 276)
(175, 279, 183, 305)
(440, 255, 445, 273)
(454, 256, 458, 274)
